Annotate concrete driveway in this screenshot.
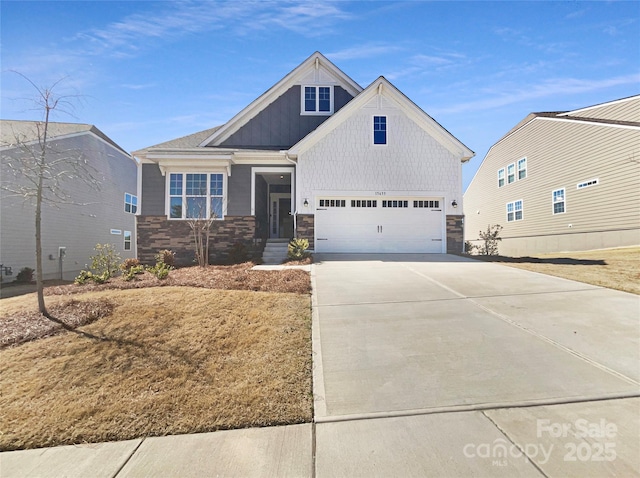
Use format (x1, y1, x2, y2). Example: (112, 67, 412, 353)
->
(312, 254, 640, 476)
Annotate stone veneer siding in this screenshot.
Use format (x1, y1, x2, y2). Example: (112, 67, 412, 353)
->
(446, 215, 464, 254)
(295, 214, 315, 250)
(137, 215, 256, 266)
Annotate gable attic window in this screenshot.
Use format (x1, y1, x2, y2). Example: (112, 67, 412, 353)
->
(302, 86, 333, 115)
(168, 173, 225, 220)
(374, 116, 387, 145)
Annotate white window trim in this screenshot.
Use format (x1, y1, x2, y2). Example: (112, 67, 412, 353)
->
(552, 188, 566, 215)
(577, 178, 599, 190)
(517, 157, 527, 180)
(373, 115, 388, 146)
(507, 163, 516, 184)
(165, 171, 228, 220)
(506, 200, 524, 222)
(300, 85, 334, 116)
(498, 168, 505, 188)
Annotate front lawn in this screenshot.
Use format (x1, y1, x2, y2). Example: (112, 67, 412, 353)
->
(0, 266, 312, 451)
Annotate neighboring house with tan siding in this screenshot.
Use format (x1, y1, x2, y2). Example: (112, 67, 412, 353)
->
(1, 120, 137, 281)
(134, 52, 473, 265)
(464, 95, 640, 256)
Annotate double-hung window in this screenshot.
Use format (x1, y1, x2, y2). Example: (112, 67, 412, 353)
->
(124, 231, 132, 251)
(374, 116, 387, 145)
(517, 157, 527, 180)
(498, 168, 505, 188)
(303, 86, 332, 114)
(169, 173, 225, 219)
(507, 200, 523, 222)
(124, 193, 138, 214)
(552, 188, 565, 214)
(507, 163, 516, 184)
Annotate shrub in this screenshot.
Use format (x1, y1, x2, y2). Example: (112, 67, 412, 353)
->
(464, 241, 477, 255)
(90, 244, 121, 280)
(122, 265, 145, 281)
(120, 258, 141, 271)
(478, 224, 503, 256)
(74, 270, 93, 285)
(147, 262, 172, 280)
(155, 249, 175, 267)
(287, 238, 310, 260)
(15, 267, 34, 283)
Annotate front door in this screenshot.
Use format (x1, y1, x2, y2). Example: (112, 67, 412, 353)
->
(270, 194, 293, 238)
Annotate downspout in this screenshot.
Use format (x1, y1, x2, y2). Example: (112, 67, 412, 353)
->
(285, 153, 298, 236)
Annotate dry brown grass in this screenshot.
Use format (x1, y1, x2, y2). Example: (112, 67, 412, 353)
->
(473, 247, 639, 295)
(0, 287, 312, 451)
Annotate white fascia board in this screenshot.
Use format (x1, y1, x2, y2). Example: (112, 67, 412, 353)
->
(290, 77, 474, 162)
(558, 94, 640, 117)
(199, 52, 363, 148)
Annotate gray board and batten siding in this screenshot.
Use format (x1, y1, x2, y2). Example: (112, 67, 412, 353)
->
(218, 85, 354, 149)
(464, 113, 640, 255)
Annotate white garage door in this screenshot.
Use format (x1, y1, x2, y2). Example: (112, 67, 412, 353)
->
(315, 197, 444, 253)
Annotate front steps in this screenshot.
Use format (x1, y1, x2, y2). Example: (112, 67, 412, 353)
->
(261, 238, 289, 265)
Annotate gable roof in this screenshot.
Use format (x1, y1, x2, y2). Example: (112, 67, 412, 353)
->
(558, 94, 640, 121)
(198, 52, 363, 148)
(0, 119, 129, 155)
(288, 76, 474, 162)
(133, 126, 223, 156)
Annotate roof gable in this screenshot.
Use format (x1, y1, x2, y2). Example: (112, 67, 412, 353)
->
(199, 52, 362, 147)
(288, 76, 474, 161)
(559, 94, 640, 122)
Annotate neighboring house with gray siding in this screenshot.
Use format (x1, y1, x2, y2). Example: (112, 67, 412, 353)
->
(134, 52, 473, 264)
(464, 95, 640, 256)
(1, 120, 137, 281)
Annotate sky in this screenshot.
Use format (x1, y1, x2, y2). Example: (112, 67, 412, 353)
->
(1, 1, 638, 190)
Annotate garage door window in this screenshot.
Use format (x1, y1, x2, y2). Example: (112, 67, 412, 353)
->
(382, 200, 408, 208)
(351, 199, 377, 207)
(319, 199, 346, 207)
(414, 200, 440, 208)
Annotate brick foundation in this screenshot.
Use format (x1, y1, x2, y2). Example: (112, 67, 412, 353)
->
(446, 215, 464, 254)
(136, 215, 258, 266)
(295, 214, 315, 250)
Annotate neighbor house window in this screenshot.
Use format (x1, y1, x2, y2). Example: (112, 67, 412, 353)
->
(498, 168, 505, 188)
(553, 188, 565, 214)
(302, 86, 333, 114)
(124, 231, 132, 250)
(507, 163, 516, 184)
(374, 116, 387, 145)
(517, 157, 527, 180)
(168, 173, 225, 219)
(507, 200, 523, 222)
(124, 193, 138, 214)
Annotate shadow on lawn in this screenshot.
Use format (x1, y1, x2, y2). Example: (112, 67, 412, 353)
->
(470, 255, 607, 266)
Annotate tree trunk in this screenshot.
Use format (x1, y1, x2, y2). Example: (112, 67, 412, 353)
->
(36, 111, 50, 317)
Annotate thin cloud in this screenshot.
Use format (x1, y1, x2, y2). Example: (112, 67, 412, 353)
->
(74, 1, 350, 57)
(434, 73, 640, 115)
(327, 44, 404, 61)
(119, 83, 157, 90)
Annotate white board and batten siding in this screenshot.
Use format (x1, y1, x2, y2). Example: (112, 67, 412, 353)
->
(297, 94, 462, 254)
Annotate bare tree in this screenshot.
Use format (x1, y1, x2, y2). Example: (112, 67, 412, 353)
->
(1, 73, 99, 318)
